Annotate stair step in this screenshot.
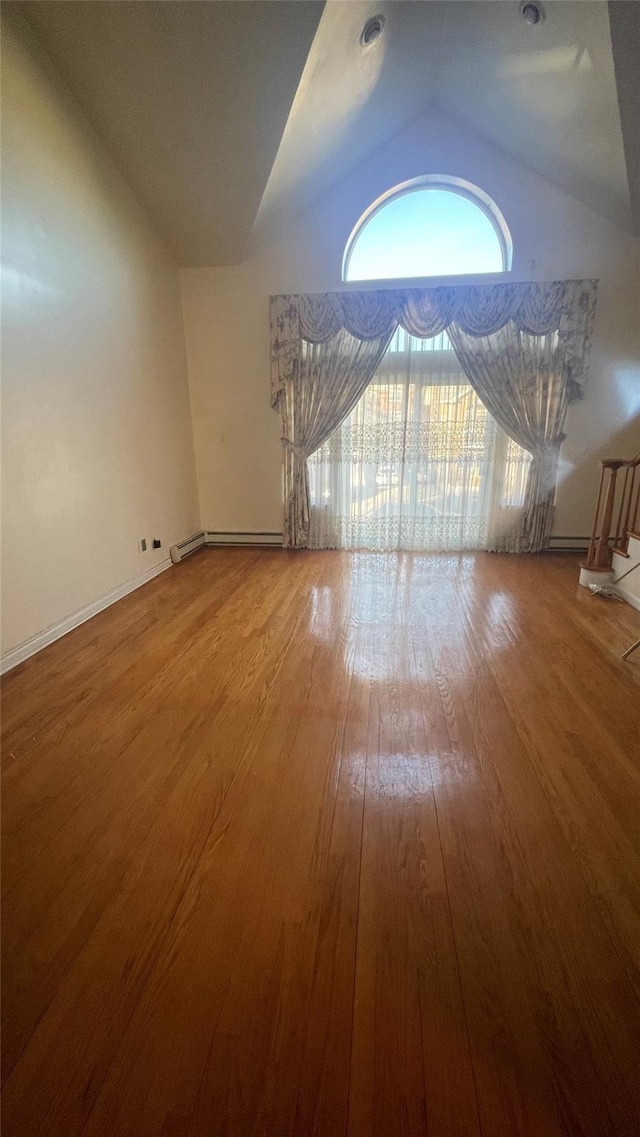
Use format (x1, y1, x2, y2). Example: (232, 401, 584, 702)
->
(613, 533, 640, 560)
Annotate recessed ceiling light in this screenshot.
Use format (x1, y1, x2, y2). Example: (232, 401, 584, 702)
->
(360, 15, 385, 47)
(521, 2, 545, 26)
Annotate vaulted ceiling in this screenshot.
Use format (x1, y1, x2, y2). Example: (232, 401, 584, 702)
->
(259, 1, 633, 235)
(9, 1, 324, 264)
(9, 0, 640, 266)
(608, 1, 640, 234)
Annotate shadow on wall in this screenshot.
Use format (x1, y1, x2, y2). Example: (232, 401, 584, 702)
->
(559, 412, 640, 534)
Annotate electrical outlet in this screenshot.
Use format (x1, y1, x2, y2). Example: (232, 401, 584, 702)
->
(139, 538, 147, 553)
(152, 538, 161, 549)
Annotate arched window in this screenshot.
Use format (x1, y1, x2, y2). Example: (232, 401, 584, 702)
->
(343, 176, 512, 282)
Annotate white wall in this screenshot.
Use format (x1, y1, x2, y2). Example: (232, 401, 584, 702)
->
(181, 108, 640, 540)
(1, 15, 200, 658)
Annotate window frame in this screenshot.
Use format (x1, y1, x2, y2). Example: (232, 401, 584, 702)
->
(342, 175, 513, 283)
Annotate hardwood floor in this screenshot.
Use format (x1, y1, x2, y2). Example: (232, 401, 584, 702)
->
(2, 549, 640, 1137)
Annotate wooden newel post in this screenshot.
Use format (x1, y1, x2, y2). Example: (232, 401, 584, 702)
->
(582, 451, 639, 581)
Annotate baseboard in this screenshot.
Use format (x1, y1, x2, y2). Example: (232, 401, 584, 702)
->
(548, 536, 590, 552)
(615, 584, 640, 612)
(204, 530, 283, 547)
(195, 531, 585, 552)
(1, 532, 284, 674)
(0, 531, 604, 674)
(1, 558, 172, 675)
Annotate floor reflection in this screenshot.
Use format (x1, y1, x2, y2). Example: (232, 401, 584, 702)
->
(307, 552, 516, 682)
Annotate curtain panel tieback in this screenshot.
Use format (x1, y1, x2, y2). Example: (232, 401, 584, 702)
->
(531, 438, 565, 457)
(281, 438, 308, 460)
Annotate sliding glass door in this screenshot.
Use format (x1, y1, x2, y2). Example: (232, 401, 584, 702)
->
(308, 331, 530, 551)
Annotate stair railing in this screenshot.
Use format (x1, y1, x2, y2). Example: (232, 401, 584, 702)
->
(585, 450, 640, 570)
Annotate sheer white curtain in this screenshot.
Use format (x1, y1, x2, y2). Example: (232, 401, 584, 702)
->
(308, 330, 531, 551)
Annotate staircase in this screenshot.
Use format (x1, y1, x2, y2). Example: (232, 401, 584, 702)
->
(579, 449, 640, 605)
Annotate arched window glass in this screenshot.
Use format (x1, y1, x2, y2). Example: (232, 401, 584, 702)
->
(343, 177, 511, 282)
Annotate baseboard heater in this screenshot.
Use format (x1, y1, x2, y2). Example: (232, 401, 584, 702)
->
(547, 536, 590, 552)
(170, 531, 283, 562)
(169, 531, 205, 563)
(204, 531, 283, 547)
(174, 533, 582, 556)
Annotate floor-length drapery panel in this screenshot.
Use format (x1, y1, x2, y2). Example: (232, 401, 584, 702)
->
(279, 328, 393, 548)
(308, 331, 531, 551)
(271, 282, 597, 550)
(447, 323, 569, 551)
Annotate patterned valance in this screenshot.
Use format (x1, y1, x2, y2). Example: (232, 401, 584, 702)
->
(270, 279, 598, 407)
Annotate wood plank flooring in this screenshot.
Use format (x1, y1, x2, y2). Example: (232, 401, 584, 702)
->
(2, 549, 640, 1137)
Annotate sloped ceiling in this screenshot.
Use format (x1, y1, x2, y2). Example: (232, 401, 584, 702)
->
(9, 1, 324, 264)
(10, 0, 637, 266)
(608, 1, 640, 234)
(258, 0, 632, 235)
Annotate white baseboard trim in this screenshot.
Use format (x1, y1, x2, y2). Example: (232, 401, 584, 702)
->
(0, 531, 610, 675)
(615, 584, 640, 612)
(1, 558, 172, 675)
(204, 530, 283, 547)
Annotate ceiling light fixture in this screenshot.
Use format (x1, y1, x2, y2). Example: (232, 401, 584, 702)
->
(360, 15, 385, 47)
(521, 2, 545, 26)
